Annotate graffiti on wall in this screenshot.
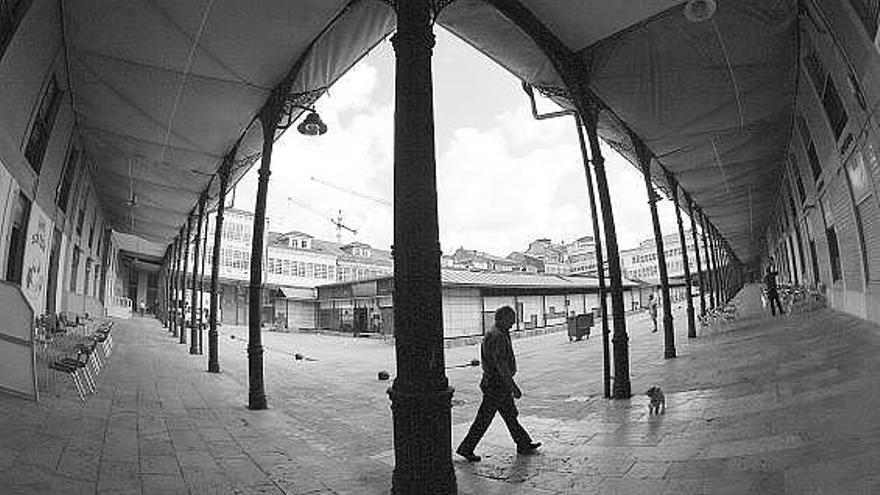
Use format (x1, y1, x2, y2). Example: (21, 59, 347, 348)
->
(22, 205, 51, 313)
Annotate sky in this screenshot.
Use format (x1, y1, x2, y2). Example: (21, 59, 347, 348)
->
(232, 28, 683, 257)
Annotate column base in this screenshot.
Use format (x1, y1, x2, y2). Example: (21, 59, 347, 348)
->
(388, 383, 456, 494)
(248, 393, 267, 410)
(612, 378, 632, 399)
(207, 364, 220, 373)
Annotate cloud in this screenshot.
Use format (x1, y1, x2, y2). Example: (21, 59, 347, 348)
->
(232, 37, 689, 262)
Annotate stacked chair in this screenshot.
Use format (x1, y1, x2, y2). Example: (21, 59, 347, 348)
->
(45, 318, 114, 404)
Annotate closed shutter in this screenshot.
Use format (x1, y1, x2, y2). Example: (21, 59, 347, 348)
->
(859, 195, 880, 282)
(830, 176, 863, 288)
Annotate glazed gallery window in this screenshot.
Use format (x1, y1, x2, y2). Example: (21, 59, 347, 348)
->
(825, 227, 843, 282)
(803, 37, 848, 140)
(69, 246, 81, 292)
(4, 192, 31, 284)
(24, 76, 62, 173)
(846, 0, 880, 38)
(797, 114, 823, 182)
(56, 145, 80, 211)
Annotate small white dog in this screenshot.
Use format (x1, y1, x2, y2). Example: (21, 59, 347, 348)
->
(646, 386, 665, 415)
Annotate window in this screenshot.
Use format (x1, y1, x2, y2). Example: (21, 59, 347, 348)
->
(76, 201, 86, 236)
(826, 226, 843, 282)
(789, 154, 807, 203)
(810, 240, 821, 285)
(69, 246, 81, 292)
(797, 114, 823, 181)
(847, 137, 874, 203)
(822, 79, 848, 140)
(56, 145, 79, 211)
(846, 0, 880, 38)
(804, 38, 849, 140)
(88, 215, 97, 248)
(24, 76, 62, 173)
(1, 0, 31, 58)
(4, 193, 31, 284)
(84, 259, 92, 295)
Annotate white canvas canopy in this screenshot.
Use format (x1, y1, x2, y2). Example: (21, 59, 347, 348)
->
(63, 0, 797, 264)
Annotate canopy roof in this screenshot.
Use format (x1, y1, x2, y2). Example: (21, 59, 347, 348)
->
(65, 0, 797, 264)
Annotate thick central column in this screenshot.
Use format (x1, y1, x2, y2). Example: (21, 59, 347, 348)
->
(387, 1, 456, 492)
(687, 199, 706, 318)
(179, 217, 192, 345)
(636, 139, 675, 359)
(190, 193, 205, 355)
(669, 175, 695, 339)
(208, 151, 233, 373)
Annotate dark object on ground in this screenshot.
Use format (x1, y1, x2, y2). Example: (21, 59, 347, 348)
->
(294, 353, 303, 360)
(470, 359, 480, 366)
(517, 442, 542, 454)
(378, 370, 390, 380)
(230, 335, 235, 339)
(455, 447, 481, 462)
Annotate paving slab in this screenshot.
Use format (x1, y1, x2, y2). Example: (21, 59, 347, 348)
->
(0, 284, 879, 493)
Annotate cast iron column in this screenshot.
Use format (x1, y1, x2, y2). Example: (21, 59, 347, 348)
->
(387, 1, 456, 492)
(669, 175, 695, 339)
(209, 151, 233, 373)
(180, 217, 192, 345)
(715, 234, 724, 301)
(636, 139, 675, 359)
(190, 194, 205, 355)
(162, 253, 168, 328)
(581, 104, 631, 398)
(709, 225, 722, 305)
(248, 96, 283, 411)
(169, 238, 177, 335)
(700, 212, 715, 310)
(574, 116, 610, 398)
(198, 206, 208, 354)
(174, 235, 183, 336)
(687, 199, 706, 317)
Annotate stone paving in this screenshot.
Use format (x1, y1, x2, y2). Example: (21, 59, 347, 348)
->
(1, 284, 879, 494)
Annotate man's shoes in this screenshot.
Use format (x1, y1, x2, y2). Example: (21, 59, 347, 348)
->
(456, 447, 481, 462)
(517, 442, 542, 454)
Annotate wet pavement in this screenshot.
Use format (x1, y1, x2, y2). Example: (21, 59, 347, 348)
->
(1, 284, 879, 494)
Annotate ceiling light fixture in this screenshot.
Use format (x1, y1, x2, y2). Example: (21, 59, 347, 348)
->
(684, 0, 716, 22)
(297, 111, 328, 136)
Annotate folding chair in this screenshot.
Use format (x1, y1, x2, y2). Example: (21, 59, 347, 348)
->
(49, 361, 86, 403)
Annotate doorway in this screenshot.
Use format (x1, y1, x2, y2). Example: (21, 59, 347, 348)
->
(45, 228, 62, 314)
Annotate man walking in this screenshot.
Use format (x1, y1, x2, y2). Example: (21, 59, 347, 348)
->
(456, 306, 541, 462)
(648, 294, 658, 332)
(763, 259, 784, 316)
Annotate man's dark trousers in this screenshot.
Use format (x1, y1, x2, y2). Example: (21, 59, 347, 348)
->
(458, 385, 532, 452)
(767, 289, 784, 315)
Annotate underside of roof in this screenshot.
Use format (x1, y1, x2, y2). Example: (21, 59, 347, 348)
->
(66, 0, 797, 266)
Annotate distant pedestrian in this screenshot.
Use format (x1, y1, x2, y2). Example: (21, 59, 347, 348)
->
(649, 294, 658, 332)
(456, 306, 541, 462)
(763, 260, 784, 316)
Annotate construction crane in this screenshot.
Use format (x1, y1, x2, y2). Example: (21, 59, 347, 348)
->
(310, 176, 392, 208)
(286, 197, 357, 244)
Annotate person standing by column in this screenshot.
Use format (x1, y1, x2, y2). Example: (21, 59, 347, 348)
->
(763, 258, 784, 316)
(648, 293, 658, 333)
(456, 306, 541, 462)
